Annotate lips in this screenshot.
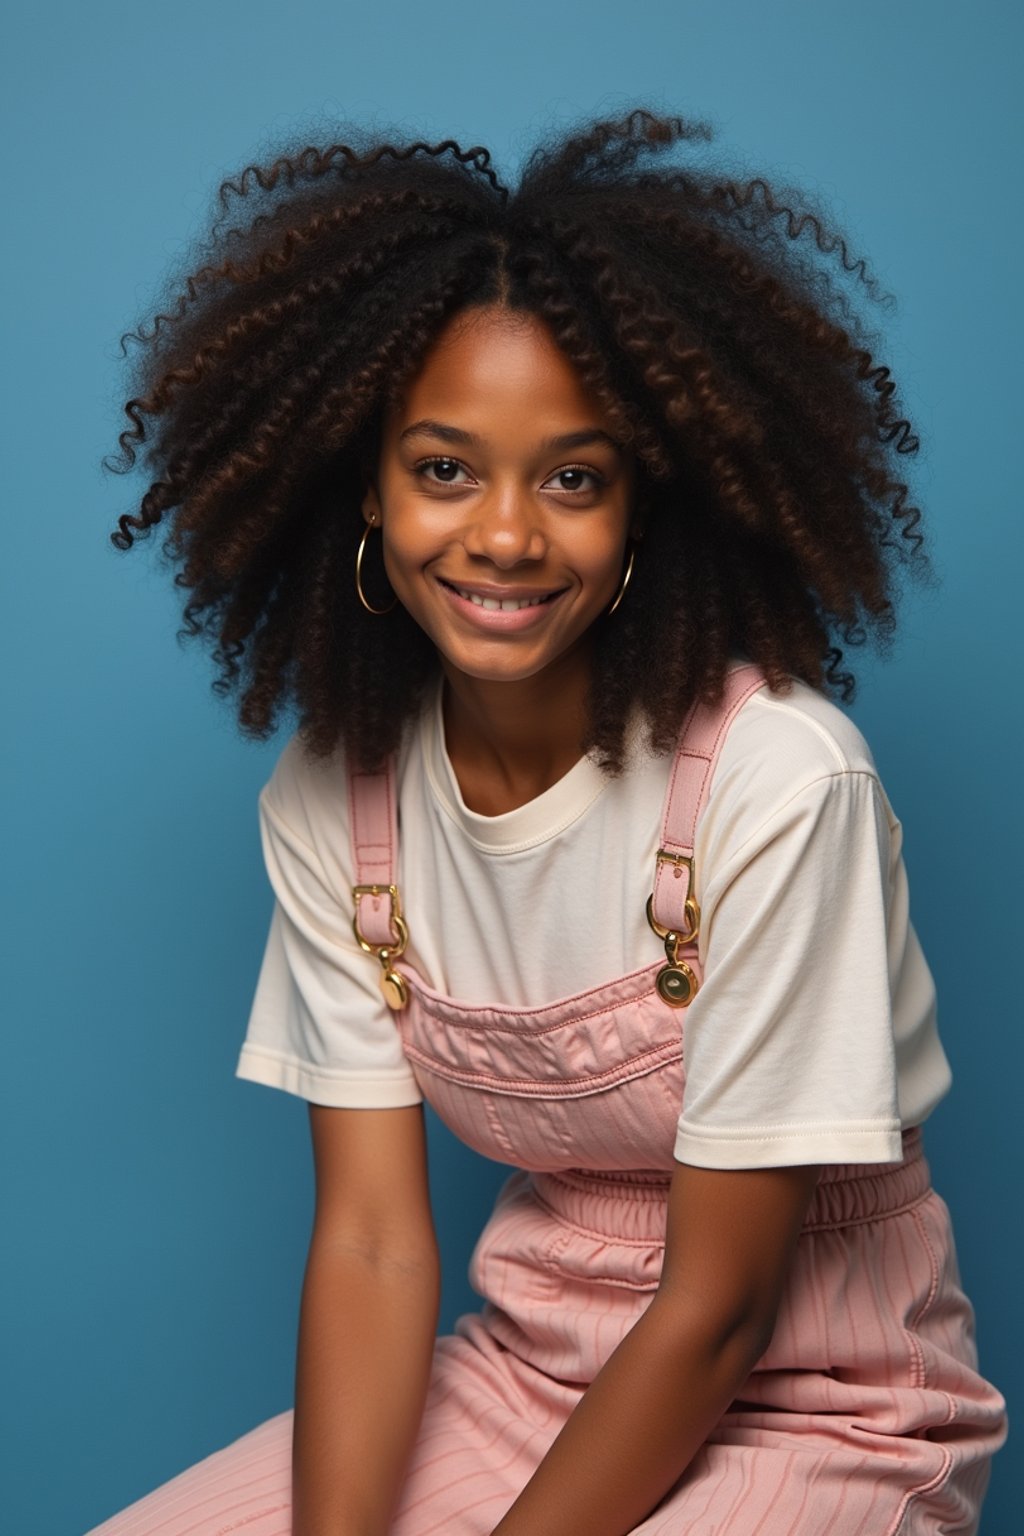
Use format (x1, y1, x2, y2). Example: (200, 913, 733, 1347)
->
(436, 576, 569, 632)
(438, 579, 566, 612)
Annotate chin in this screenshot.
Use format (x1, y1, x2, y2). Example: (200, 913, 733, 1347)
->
(446, 657, 552, 685)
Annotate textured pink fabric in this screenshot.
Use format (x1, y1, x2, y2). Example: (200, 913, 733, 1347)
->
(86, 666, 1007, 1535)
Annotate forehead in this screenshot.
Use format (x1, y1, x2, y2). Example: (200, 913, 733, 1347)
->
(385, 305, 617, 439)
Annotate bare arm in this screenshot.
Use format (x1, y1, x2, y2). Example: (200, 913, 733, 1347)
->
(489, 1158, 821, 1536)
(292, 1101, 441, 1536)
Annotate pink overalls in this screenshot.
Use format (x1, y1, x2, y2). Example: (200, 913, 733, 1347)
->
(87, 665, 1007, 1536)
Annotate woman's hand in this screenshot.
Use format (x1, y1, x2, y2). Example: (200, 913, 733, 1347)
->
(488, 1157, 821, 1536)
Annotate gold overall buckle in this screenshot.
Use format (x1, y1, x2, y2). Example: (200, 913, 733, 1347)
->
(351, 883, 410, 1011)
(646, 851, 700, 1009)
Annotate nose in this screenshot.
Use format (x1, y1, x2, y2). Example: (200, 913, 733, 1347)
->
(463, 485, 548, 569)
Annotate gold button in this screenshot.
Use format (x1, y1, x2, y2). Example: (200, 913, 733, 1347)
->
(656, 963, 697, 1008)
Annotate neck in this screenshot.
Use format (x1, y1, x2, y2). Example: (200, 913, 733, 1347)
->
(440, 646, 594, 815)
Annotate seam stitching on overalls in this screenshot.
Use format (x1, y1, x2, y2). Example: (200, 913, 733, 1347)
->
(408, 971, 665, 1031)
(884, 1445, 955, 1536)
(906, 1199, 942, 1389)
(397, 1040, 682, 1096)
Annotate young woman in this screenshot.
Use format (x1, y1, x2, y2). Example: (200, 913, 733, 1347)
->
(90, 108, 1007, 1536)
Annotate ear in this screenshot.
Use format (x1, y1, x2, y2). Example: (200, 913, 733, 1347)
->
(361, 481, 382, 526)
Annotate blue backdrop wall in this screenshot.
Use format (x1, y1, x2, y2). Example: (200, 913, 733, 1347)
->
(3, 3, 1019, 1533)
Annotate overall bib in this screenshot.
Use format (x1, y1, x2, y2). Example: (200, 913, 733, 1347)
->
(87, 665, 1007, 1536)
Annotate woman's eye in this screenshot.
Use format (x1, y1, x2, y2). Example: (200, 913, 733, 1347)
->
(544, 466, 603, 493)
(419, 456, 470, 485)
(415, 459, 603, 493)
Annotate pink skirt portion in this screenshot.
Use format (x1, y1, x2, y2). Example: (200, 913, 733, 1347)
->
(86, 1131, 1006, 1535)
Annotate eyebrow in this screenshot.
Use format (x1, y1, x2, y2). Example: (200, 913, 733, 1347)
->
(398, 418, 624, 455)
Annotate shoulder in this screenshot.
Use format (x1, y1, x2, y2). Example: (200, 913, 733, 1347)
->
(261, 730, 350, 849)
(723, 675, 879, 783)
(259, 714, 428, 883)
(713, 676, 883, 811)
(697, 677, 892, 890)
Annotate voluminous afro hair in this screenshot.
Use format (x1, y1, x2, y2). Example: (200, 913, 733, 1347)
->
(106, 106, 932, 773)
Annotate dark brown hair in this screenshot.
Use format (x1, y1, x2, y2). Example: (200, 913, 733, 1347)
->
(106, 107, 933, 772)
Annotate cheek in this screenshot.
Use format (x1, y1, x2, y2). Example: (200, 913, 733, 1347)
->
(380, 533, 423, 592)
(381, 483, 453, 551)
(578, 522, 630, 583)
(379, 500, 434, 563)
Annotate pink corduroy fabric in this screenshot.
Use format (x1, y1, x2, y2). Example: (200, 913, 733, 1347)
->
(86, 666, 1007, 1535)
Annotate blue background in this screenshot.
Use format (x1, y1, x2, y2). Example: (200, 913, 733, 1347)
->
(3, 3, 1019, 1532)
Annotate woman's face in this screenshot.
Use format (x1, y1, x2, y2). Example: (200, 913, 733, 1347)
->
(362, 304, 636, 690)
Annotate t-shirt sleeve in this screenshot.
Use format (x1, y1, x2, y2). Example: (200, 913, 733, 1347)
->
(234, 737, 423, 1108)
(675, 769, 904, 1169)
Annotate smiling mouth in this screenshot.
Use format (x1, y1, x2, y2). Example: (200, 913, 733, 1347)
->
(438, 579, 566, 613)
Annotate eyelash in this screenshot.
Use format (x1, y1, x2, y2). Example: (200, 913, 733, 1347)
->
(414, 456, 606, 494)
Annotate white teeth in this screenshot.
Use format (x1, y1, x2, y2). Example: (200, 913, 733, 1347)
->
(455, 586, 550, 611)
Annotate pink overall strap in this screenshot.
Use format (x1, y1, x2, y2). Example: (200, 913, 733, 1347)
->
(348, 758, 401, 947)
(650, 663, 769, 936)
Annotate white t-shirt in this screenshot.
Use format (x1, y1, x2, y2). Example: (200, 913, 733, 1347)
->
(235, 673, 952, 1168)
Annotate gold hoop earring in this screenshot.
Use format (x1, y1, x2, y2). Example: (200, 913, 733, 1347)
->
(355, 518, 397, 615)
(606, 543, 636, 617)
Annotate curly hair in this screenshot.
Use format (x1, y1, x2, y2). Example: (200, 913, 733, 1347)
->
(105, 106, 933, 773)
